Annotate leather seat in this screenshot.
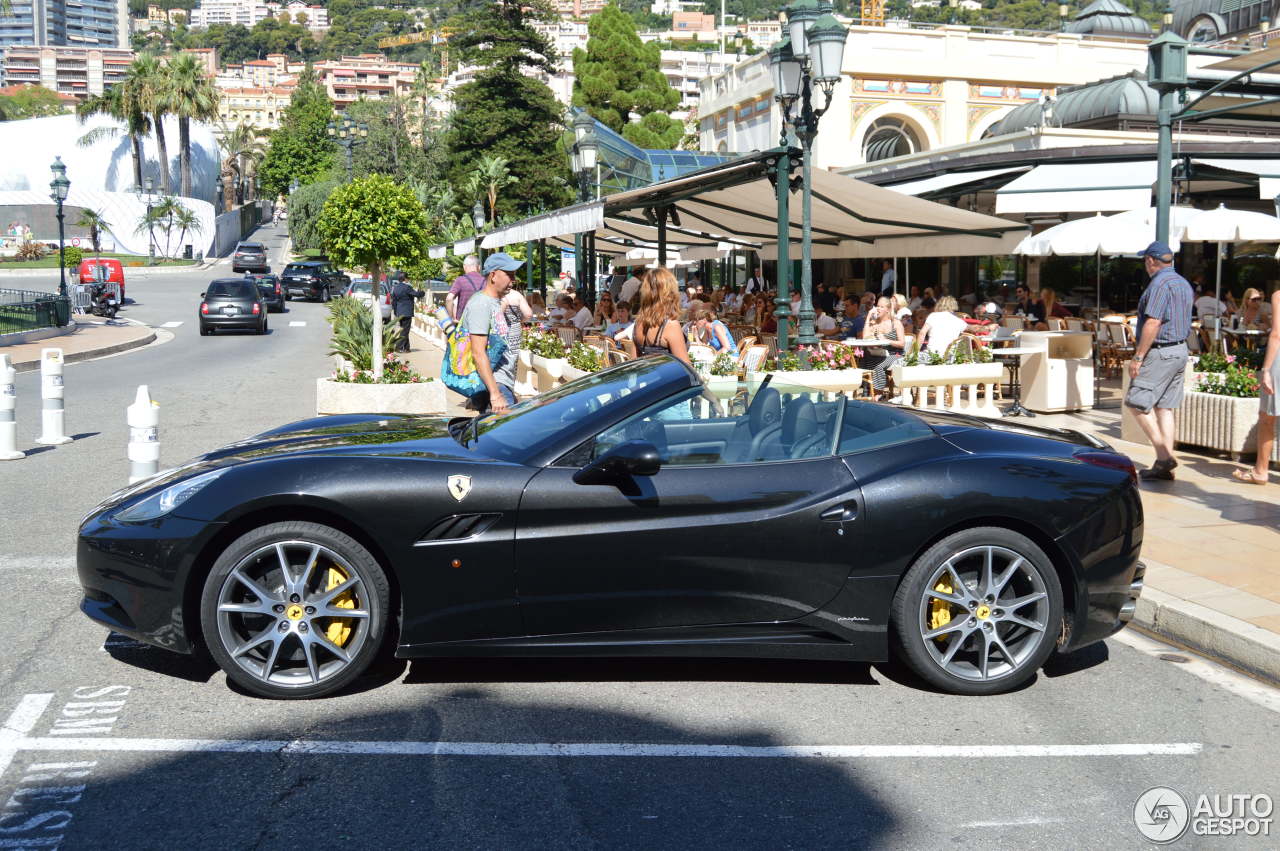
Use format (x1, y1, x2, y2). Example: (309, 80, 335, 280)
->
(723, 387, 782, 462)
(779, 396, 821, 459)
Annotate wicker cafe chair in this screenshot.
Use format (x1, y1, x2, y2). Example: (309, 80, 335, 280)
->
(759, 334, 778, 357)
(555, 326, 580, 347)
(735, 335, 757, 352)
(582, 334, 608, 352)
(739, 344, 769, 373)
(687, 343, 716, 365)
(606, 348, 631, 365)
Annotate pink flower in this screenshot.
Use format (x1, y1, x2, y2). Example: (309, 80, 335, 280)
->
(1227, 355, 1237, 364)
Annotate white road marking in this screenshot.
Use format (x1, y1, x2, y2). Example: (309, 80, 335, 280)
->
(959, 817, 1071, 828)
(160, 321, 183, 328)
(7, 737, 1202, 759)
(0, 694, 54, 778)
(1113, 628, 1280, 715)
(288, 321, 306, 327)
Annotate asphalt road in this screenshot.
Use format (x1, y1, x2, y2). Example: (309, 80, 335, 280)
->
(2, 231, 1278, 848)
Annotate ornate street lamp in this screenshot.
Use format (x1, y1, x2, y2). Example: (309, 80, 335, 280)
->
(49, 157, 70, 299)
(771, 4, 848, 350)
(1059, 3, 1070, 31)
(569, 111, 600, 296)
(326, 112, 369, 178)
(472, 199, 486, 262)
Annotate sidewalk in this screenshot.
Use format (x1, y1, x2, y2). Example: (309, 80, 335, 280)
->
(402, 328, 469, 417)
(0, 259, 218, 280)
(1032, 394, 1280, 683)
(0, 317, 155, 373)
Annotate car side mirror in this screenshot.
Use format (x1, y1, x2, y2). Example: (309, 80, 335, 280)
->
(572, 439, 661, 486)
(200, 292, 205, 298)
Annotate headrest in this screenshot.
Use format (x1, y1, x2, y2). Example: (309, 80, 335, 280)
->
(781, 396, 816, 445)
(749, 387, 782, 433)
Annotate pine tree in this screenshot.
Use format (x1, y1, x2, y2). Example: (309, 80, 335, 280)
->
(572, 2, 683, 149)
(444, 0, 571, 219)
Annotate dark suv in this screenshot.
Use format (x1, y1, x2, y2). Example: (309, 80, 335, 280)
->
(280, 260, 349, 302)
(232, 242, 269, 273)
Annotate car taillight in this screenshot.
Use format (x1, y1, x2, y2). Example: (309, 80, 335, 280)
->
(252, 302, 260, 314)
(275, 283, 281, 293)
(384, 292, 390, 304)
(200, 303, 208, 314)
(1077, 451, 1136, 483)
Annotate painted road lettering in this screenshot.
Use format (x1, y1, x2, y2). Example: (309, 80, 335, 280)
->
(0, 688, 131, 849)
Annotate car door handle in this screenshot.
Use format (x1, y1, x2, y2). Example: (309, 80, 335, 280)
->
(820, 504, 858, 522)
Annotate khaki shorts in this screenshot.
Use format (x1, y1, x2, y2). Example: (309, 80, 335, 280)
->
(1125, 343, 1187, 413)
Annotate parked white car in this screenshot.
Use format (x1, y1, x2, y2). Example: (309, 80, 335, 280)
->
(345, 278, 392, 321)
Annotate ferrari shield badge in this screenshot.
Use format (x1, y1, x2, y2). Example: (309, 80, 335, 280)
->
(447, 474, 472, 502)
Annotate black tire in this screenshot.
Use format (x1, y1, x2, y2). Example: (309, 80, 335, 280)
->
(199, 521, 391, 699)
(890, 527, 1062, 696)
(260, 316, 269, 334)
(200, 324, 210, 336)
(284, 291, 292, 302)
(320, 287, 331, 303)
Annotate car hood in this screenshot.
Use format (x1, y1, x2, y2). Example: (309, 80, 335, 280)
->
(200, 414, 481, 464)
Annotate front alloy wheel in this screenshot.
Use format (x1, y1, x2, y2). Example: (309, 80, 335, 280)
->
(891, 528, 1062, 695)
(200, 522, 390, 699)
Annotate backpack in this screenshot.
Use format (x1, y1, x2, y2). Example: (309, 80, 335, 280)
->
(438, 305, 509, 398)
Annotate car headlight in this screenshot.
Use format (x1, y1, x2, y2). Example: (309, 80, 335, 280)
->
(114, 468, 226, 522)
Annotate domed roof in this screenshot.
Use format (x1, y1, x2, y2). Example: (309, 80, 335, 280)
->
(986, 71, 1158, 136)
(1065, 0, 1154, 37)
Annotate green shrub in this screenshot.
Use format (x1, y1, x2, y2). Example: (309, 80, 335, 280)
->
(326, 296, 400, 371)
(14, 241, 46, 261)
(62, 246, 84, 267)
(525, 329, 567, 359)
(567, 341, 603, 372)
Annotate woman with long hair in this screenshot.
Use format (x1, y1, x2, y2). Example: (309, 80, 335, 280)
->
(1232, 287, 1280, 485)
(860, 296, 906, 398)
(1239, 288, 1270, 329)
(689, 301, 738, 355)
(633, 266, 690, 364)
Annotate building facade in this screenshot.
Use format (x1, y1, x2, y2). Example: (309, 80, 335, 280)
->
(0, 0, 130, 49)
(697, 24, 1159, 169)
(0, 44, 131, 99)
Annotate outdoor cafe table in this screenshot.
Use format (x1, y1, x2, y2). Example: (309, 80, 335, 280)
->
(989, 346, 1041, 418)
(1224, 327, 1266, 349)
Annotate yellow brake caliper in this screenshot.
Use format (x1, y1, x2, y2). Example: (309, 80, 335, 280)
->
(929, 576, 954, 641)
(325, 566, 356, 647)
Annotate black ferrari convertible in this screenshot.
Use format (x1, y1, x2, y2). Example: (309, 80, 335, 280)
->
(77, 355, 1144, 699)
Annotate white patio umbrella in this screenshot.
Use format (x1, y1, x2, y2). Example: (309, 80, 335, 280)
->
(1122, 205, 1280, 342)
(1013, 213, 1181, 316)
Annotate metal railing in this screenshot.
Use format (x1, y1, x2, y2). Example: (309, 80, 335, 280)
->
(0, 289, 71, 336)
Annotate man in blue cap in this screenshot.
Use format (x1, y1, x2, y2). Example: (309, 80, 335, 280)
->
(461, 252, 524, 414)
(1127, 241, 1194, 480)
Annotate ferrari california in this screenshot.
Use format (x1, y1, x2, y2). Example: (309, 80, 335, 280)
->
(77, 355, 1144, 699)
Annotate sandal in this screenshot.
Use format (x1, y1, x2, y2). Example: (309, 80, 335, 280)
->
(1231, 469, 1268, 485)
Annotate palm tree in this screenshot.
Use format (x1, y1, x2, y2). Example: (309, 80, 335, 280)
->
(469, 154, 517, 225)
(216, 122, 265, 212)
(76, 86, 150, 191)
(130, 55, 171, 195)
(165, 53, 219, 198)
(172, 205, 203, 257)
(75, 209, 111, 259)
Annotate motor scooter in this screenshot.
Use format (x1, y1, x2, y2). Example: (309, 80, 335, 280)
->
(88, 283, 119, 319)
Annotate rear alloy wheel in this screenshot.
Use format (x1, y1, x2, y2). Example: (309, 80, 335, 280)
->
(320, 286, 330, 303)
(200, 522, 390, 699)
(891, 528, 1062, 695)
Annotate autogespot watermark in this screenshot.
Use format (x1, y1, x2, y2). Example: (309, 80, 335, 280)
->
(1134, 786, 1273, 843)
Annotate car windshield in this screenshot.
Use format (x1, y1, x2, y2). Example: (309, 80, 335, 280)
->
(238, 245, 263, 252)
(464, 358, 688, 463)
(207, 282, 257, 299)
(255, 277, 277, 286)
(349, 281, 372, 294)
(283, 264, 313, 274)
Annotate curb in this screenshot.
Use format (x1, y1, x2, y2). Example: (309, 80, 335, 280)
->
(1132, 584, 1280, 685)
(10, 327, 157, 373)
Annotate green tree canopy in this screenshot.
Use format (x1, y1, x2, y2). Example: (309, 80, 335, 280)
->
(317, 174, 431, 376)
(258, 65, 337, 198)
(572, 2, 683, 149)
(0, 85, 68, 121)
(444, 0, 571, 220)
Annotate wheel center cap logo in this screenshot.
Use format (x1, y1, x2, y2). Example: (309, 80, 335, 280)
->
(286, 604, 304, 621)
(975, 604, 991, 620)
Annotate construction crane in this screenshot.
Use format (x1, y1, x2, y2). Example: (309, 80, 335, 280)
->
(861, 0, 884, 25)
(377, 29, 451, 75)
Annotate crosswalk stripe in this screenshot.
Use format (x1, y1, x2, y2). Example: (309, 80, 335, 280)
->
(160, 321, 183, 328)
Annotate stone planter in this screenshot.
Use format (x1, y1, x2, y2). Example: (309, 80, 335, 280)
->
(764, 368, 865, 394)
(513, 348, 537, 398)
(315, 377, 445, 415)
(562, 363, 591, 382)
(531, 354, 567, 393)
(1121, 368, 1279, 463)
(891, 362, 1003, 418)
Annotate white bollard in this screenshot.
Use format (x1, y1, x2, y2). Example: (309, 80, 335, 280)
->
(34, 348, 72, 445)
(126, 385, 160, 484)
(0, 354, 23, 460)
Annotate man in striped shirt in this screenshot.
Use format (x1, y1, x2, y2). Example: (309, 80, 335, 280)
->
(1126, 241, 1194, 481)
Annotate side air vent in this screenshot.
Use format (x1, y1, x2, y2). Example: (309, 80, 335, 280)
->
(416, 513, 501, 544)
